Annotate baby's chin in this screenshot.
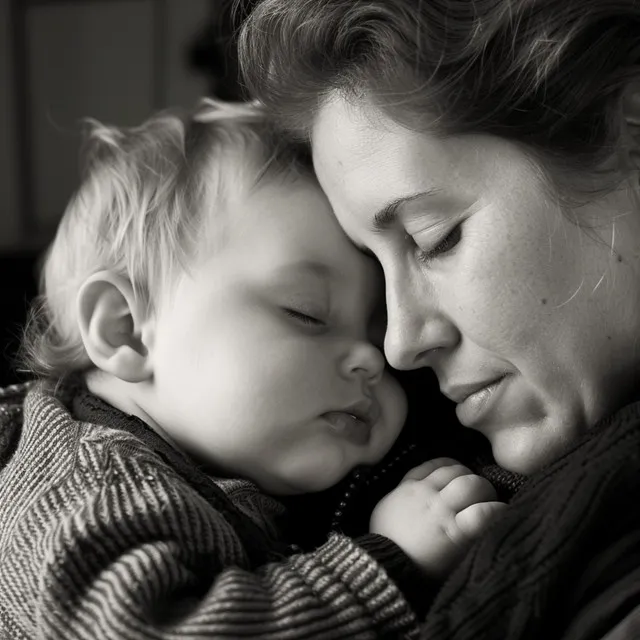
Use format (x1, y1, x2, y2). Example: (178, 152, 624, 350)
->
(259, 441, 397, 495)
(257, 469, 347, 496)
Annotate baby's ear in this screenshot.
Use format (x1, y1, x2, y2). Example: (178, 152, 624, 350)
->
(77, 271, 154, 382)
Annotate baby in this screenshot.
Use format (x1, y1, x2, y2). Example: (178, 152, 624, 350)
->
(0, 101, 504, 639)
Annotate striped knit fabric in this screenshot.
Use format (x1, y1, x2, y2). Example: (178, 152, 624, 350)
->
(0, 381, 426, 639)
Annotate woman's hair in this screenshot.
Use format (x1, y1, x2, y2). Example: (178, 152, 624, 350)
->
(20, 99, 310, 380)
(239, 0, 640, 179)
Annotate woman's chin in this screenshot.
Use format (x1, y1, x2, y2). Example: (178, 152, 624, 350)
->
(490, 433, 566, 476)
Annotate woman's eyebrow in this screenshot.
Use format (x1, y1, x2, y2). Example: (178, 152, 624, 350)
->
(372, 189, 443, 232)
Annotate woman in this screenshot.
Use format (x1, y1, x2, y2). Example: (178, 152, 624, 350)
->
(238, 1, 640, 638)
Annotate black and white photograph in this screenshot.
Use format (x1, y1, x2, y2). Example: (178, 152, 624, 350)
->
(0, 1, 639, 638)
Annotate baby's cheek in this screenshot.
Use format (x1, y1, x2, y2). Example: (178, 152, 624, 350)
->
(367, 375, 407, 464)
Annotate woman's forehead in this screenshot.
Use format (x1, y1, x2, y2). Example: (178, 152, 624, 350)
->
(313, 94, 403, 154)
(311, 97, 423, 206)
(312, 98, 478, 211)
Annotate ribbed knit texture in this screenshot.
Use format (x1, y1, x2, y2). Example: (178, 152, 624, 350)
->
(0, 381, 424, 639)
(421, 401, 640, 639)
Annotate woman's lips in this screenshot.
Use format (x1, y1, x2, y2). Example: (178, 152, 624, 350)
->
(455, 376, 507, 427)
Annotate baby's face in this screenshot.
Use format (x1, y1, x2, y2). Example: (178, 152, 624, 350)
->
(147, 175, 406, 494)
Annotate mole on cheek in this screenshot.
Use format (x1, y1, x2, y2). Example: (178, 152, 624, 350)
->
(541, 298, 547, 305)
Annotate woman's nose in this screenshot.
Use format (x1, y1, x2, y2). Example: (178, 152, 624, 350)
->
(343, 341, 386, 385)
(384, 277, 459, 370)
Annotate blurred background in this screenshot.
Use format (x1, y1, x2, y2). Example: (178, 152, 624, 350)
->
(0, 0, 247, 385)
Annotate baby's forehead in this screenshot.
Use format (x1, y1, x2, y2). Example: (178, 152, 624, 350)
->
(269, 246, 383, 302)
(211, 173, 380, 281)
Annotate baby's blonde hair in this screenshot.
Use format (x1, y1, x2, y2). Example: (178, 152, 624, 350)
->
(20, 99, 310, 381)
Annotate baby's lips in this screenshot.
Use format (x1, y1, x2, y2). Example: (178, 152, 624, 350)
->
(322, 411, 372, 445)
(346, 396, 381, 429)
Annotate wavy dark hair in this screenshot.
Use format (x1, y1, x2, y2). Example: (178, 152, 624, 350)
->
(239, 0, 640, 180)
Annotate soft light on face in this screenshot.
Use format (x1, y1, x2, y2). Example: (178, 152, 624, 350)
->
(143, 174, 406, 494)
(312, 94, 640, 475)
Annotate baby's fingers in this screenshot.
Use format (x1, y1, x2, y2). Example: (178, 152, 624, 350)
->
(440, 474, 498, 512)
(454, 500, 507, 542)
(402, 457, 466, 482)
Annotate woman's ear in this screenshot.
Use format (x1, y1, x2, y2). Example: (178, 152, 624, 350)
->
(622, 80, 640, 172)
(77, 271, 154, 382)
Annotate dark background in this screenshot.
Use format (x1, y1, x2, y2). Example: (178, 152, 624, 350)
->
(1, 0, 246, 386)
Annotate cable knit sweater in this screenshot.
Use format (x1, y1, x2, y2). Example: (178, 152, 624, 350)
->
(0, 379, 433, 640)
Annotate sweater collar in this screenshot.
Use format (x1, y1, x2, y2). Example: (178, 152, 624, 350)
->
(65, 377, 286, 559)
(71, 381, 206, 481)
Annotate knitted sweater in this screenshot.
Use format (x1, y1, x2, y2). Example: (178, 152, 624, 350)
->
(3, 377, 639, 639)
(420, 398, 640, 639)
(316, 370, 640, 639)
(0, 380, 433, 640)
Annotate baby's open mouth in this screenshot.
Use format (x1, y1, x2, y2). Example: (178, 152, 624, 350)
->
(322, 399, 380, 445)
(323, 412, 371, 445)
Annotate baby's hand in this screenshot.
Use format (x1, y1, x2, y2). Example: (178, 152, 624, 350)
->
(369, 458, 506, 578)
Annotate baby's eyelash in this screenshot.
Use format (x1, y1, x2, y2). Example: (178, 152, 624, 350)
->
(283, 308, 325, 326)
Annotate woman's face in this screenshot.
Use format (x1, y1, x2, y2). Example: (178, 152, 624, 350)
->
(312, 94, 640, 474)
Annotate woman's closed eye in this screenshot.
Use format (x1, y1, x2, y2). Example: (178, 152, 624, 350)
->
(414, 223, 463, 264)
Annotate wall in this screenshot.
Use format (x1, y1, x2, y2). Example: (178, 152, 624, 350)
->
(0, 0, 211, 252)
(0, 0, 215, 384)
(0, 0, 20, 249)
